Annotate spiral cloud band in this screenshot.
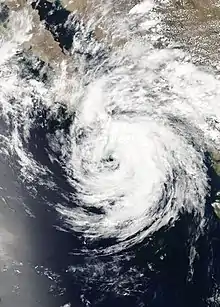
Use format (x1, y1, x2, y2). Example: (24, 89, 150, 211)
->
(0, 1, 220, 257)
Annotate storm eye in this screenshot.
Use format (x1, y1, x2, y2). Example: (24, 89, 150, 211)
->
(101, 154, 119, 171)
(106, 155, 114, 163)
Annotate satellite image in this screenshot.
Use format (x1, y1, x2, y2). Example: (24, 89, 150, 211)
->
(0, 0, 220, 306)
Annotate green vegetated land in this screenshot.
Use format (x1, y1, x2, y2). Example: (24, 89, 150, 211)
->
(163, 0, 220, 69)
(166, 1, 220, 219)
(211, 152, 220, 219)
